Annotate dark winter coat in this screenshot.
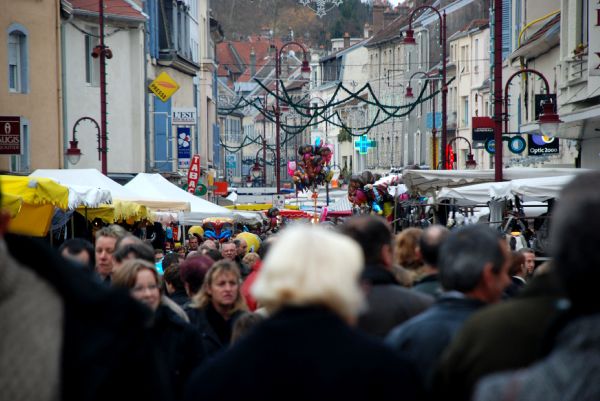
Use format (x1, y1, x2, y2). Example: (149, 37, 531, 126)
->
(358, 265, 434, 338)
(184, 306, 422, 401)
(385, 293, 486, 391)
(151, 305, 205, 400)
(433, 271, 566, 401)
(474, 313, 600, 401)
(5, 234, 171, 401)
(187, 305, 245, 358)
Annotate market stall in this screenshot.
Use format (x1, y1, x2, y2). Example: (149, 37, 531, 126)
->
(403, 168, 585, 195)
(1, 175, 70, 237)
(31, 169, 189, 223)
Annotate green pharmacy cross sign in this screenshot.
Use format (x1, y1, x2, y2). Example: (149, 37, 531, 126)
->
(354, 135, 377, 155)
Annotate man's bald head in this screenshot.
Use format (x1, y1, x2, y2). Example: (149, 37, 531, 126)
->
(419, 225, 450, 268)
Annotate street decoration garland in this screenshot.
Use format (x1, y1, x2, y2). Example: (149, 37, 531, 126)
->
(298, 0, 343, 18)
(216, 76, 456, 156)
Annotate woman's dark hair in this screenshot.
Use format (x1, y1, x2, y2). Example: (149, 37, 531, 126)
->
(179, 255, 214, 295)
(162, 253, 181, 270)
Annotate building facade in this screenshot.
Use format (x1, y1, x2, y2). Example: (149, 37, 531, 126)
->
(0, 0, 63, 173)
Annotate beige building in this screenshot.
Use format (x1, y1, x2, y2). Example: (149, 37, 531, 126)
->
(0, 0, 63, 173)
(448, 20, 491, 169)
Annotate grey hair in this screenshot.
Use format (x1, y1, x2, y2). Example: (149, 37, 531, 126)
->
(439, 225, 505, 292)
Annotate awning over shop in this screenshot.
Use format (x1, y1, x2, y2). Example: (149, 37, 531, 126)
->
(1, 175, 70, 237)
(403, 168, 584, 195)
(437, 175, 576, 205)
(31, 169, 190, 212)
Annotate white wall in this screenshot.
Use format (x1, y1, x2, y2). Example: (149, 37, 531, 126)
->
(64, 21, 145, 173)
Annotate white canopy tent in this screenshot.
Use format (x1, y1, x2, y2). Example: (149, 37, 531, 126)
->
(31, 169, 190, 211)
(437, 175, 576, 205)
(403, 168, 584, 195)
(64, 184, 112, 210)
(125, 173, 262, 224)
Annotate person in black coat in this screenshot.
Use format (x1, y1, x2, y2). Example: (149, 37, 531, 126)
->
(1, 234, 171, 401)
(339, 215, 434, 338)
(186, 259, 248, 357)
(112, 259, 205, 400)
(185, 225, 421, 401)
(385, 225, 511, 393)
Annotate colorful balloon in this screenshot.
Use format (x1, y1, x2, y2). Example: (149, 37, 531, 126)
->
(236, 232, 261, 254)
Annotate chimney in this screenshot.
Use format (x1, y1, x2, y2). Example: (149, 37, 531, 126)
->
(250, 47, 256, 77)
(384, 7, 400, 28)
(363, 23, 371, 38)
(373, 1, 385, 34)
(397, 5, 409, 19)
(343, 32, 351, 49)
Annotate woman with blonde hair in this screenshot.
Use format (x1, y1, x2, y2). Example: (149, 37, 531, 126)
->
(184, 225, 420, 401)
(187, 260, 247, 357)
(112, 259, 205, 400)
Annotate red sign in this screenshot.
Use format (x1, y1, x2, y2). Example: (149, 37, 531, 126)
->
(0, 116, 21, 155)
(187, 154, 201, 194)
(214, 181, 228, 196)
(445, 145, 455, 170)
(472, 116, 495, 142)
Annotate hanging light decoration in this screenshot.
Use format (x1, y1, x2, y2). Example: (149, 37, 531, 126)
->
(298, 0, 343, 18)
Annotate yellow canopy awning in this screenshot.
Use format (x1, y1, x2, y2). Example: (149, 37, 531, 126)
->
(1, 175, 70, 237)
(1, 193, 23, 218)
(0, 175, 69, 210)
(76, 199, 150, 224)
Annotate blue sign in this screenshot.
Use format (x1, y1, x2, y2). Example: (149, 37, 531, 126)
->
(528, 133, 559, 156)
(177, 126, 191, 168)
(213, 123, 221, 167)
(426, 112, 442, 129)
(226, 154, 236, 168)
(354, 135, 377, 155)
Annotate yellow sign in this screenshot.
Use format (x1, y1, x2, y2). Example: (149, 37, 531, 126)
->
(149, 72, 180, 102)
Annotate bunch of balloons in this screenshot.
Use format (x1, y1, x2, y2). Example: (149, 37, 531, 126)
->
(347, 171, 399, 217)
(288, 142, 334, 192)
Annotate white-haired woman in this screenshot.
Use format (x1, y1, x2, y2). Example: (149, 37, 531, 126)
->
(184, 225, 420, 401)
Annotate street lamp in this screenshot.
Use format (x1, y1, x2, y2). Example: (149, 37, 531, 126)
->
(65, 116, 106, 174)
(504, 68, 561, 141)
(447, 135, 477, 170)
(403, 6, 448, 169)
(538, 99, 562, 138)
(404, 71, 442, 169)
(274, 41, 311, 194)
(404, 71, 438, 99)
(251, 162, 262, 187)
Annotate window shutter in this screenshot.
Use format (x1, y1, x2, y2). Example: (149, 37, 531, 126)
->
(502, 0, 512, 59)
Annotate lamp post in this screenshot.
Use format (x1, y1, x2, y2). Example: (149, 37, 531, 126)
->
(309, 96, 333, 205)
(504, 68, 561, 139)
(250, 161, 262, 187)
(65, 116, 106, 175)
(492, 0, 504, 181)
(403, 6, 447, 169)
(404, 71, 441, 169)
(447, 135, 477, 169)
(274, 41, 311, 194)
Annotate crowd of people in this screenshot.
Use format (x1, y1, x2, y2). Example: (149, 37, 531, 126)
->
(1, 172, 599, 401)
